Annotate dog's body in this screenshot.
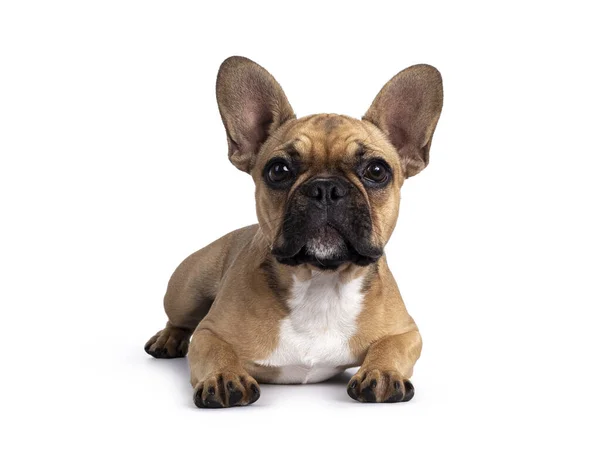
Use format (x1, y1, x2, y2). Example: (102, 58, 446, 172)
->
(145, 57, 443, 407)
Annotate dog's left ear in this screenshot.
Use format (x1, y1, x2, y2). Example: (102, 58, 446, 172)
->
(216, 56, 295, 173)
(363, 64, 443, 178)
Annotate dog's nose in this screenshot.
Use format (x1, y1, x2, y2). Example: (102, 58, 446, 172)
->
(301, 178, 348, 205)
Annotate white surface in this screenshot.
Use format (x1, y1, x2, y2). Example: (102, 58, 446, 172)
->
(1, 1, 599, 448)
(255, 272, 365, 384)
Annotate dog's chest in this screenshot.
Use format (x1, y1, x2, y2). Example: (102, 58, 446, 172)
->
(256, 273, 365, 384)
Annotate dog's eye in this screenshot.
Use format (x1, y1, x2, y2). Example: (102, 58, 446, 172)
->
(363, 161, 389, 184)
(267, 160, 293, 184)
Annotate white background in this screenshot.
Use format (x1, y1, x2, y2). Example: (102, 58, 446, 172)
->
(1, 1, 599, 448)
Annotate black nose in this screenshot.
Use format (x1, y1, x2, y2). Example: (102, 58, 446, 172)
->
(301, 178, 348, 205)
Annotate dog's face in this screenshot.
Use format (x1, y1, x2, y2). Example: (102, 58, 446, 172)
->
(253, 115, 400, 270)
(216, 57, 443, 270)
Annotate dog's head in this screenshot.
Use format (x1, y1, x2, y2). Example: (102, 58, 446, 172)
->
(216, 56, 443, 270)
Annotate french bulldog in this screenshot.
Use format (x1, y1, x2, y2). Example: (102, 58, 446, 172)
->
(145, 56, 443, 408)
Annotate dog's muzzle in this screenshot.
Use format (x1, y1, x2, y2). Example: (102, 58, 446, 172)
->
(271, 176, 383, 269)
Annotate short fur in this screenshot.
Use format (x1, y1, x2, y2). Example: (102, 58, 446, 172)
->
(145, 56, 443, 407)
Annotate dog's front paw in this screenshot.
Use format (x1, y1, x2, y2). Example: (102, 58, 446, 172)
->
(347, 369, 414, 403)
(193, 373, 260, 408)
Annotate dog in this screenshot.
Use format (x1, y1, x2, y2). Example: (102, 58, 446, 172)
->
(145, 56, 443, 408)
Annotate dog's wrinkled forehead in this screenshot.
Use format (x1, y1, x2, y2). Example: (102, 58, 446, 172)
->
(257, 113, 400, 177)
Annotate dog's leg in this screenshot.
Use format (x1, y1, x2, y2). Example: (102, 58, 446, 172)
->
(144, 281, 213, 359)
(145, 228, 256, 358)
(145, 249, 220, 359)
(188, 329, 260, 408)
(347, 330, 422, 403)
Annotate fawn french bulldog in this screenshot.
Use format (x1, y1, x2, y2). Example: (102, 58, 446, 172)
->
(145, 56, 443, 408)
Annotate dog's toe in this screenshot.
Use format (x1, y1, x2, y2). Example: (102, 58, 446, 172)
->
(347, 369, 414, 403)
(193, 373, 260, 409)
(144, 326, 191, 359)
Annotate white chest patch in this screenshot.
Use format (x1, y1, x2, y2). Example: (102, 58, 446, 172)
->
(255, 271, 365, 384)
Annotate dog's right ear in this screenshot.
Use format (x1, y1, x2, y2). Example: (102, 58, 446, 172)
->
(216, 56, 295, 173)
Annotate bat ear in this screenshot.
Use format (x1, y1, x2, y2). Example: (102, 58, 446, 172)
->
(216, 56, 295, 173)
(363, 64, 443, 177)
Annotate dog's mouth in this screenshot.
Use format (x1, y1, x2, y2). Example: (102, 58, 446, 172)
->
(272, 225, 382, 270)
